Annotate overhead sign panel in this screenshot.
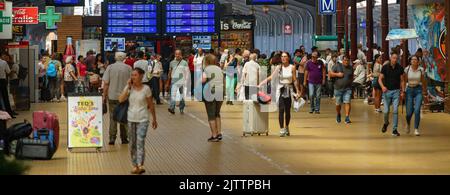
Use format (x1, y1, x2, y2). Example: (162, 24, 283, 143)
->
(105, 0, 160, 35)
(246, 0, 285, 5)
(163, 0, 219, 35)
(46, 0, 85, 7)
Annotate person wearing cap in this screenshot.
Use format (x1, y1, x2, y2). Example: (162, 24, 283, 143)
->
(352, 59, 366, 98)
(103, 52, 133, 145)
(378, 52, 405, 137)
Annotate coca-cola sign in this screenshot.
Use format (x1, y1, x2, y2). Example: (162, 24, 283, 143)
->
(221, 18, 254, 31)
(12, 7, 39, 24)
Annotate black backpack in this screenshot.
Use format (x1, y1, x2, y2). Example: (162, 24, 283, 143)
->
(18, 64, 28, 81)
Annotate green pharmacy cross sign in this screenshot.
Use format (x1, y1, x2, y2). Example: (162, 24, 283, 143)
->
(0, 11, 11, 32)
(39, 6, 61, 29)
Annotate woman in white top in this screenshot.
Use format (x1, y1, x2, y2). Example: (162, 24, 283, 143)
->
(371, 54, 383, 112)
(119, 67, 158, 174)
(403, 55, 426, 136)
(259, 52, 300, 137)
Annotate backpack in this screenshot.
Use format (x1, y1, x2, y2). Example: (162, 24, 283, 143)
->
(47, 61, 57, 77)
(18, 64, 28, 81)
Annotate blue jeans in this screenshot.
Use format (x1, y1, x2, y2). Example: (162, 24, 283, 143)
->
(128, 121, 149, 167)
(308, 83, 322, 112)
(334, 88, 352, 105)
(406, 86, 423, 129)
(383, 89, 400, 131)
(169, 85, 185, 111)
(225, 75, 236, 101)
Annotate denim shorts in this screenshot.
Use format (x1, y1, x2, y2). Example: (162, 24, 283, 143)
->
(334, 89, 352, 105)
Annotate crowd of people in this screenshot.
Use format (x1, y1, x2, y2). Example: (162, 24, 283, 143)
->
(0, 42, 431, 174)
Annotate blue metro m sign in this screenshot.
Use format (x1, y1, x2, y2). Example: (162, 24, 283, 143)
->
(319, 0, 336, 15)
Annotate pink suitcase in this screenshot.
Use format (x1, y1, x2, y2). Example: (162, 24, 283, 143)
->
(33, 111, 60, 149)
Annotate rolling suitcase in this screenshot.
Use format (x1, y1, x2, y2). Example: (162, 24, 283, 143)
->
(16, 138, 54, 160)
(242, 100, 269, 136)
(33, 111, 60, 150)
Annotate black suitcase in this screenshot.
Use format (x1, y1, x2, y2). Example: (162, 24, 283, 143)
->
(16, 138, 54, 160)
(15, 86, 30, 111)
(7, 121, 33, 141)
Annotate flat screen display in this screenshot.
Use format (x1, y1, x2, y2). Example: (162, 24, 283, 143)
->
(105, 0, 160, 35)
(164, 0, 218, 35)
(245, 0, 285, 5)
(192, 35, 212, 50)
(104, 37, 126, 51)
(46, 0, 85, 6)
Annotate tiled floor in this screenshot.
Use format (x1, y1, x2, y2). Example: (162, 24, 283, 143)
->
(8, 97, 450, 175)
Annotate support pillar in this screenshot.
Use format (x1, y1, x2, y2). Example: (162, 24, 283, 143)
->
(381, 0, 390, 62)
(400, 0, 409, 68)
(337, 0, 344, 51)
(366, 0, 374, 64)
(350, 0, 357, 61)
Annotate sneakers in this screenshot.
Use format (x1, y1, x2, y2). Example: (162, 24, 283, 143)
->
(51, 97, 58, 102)
(309, 111, 314, 114)
(168, 108, 175, 115)
(315, 111, 320, 114)
(217, 134, 223, 140)
(280, 128, 288, 137)
(336, 114, 342, 123)
(406, 124, 411, 134)
(345, 116, 352, 124)
(381, 123, 389, 133)
(414, 129, 420, 136)
(207, 136, 220, 142)
(374, 108, 382, 113)
(392, 130, 400, 137)
(60, 96, 66, 101)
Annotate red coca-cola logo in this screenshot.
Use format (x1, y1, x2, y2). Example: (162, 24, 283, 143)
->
(13, 9, 26, 15)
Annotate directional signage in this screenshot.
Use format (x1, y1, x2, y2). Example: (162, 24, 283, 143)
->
(0, 1, 12, 39)
(319, 0, 336, 15)
(39, 6, 62, 29)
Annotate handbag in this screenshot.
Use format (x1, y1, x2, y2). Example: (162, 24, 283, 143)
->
(113, 101, 129, 124)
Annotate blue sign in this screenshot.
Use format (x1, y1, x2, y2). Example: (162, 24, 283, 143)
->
(319, 0, 336, 15)
(105, 0, 160, 35)
(46, 0, 85, 6)
(164, 0, 218, 35)
(246, 0, 284, 5)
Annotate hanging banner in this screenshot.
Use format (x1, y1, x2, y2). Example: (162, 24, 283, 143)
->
(0, 1, 12, 39)
(13, 7, 39, 24)
(385, 29, 419, 41)
(68, 96, 103, 149)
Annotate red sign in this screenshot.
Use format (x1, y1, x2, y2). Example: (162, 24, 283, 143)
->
(12, 7, 39, 24)
(6, 41, 30, 48)
(284, 24, 292, 35)
(0, 2, 5, 11)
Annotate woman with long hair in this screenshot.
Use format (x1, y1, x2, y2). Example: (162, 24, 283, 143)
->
(404, 55, 426, 136)
(259, 52, 300, 137)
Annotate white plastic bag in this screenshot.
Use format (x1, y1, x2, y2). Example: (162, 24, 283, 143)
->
(293, 97, 305, 112)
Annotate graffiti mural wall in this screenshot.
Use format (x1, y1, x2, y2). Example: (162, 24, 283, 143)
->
(412, 3, 447, 108)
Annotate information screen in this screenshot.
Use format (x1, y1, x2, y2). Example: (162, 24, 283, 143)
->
(46, 0, 85, 6)
(104, 37, 126, 52)
(105, 0, 160, 35)
(192, 36, 212, 50)
(164, 0, 218, 35)
(245, 0, 285, 5)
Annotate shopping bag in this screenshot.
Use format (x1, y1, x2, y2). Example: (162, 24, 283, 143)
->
(293, 97, 306, 112)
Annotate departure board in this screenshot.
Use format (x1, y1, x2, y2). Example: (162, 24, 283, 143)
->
(245, 0, 285, 5)
(164, 0, 218, 35)
(105, 0, 160, 35)
(46, 0, 85, 6)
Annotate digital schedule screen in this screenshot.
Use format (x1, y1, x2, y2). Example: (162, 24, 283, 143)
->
(105, 0, 160, 35)
(164, 0, 218, 35)
(46, 0, 85, 6)
(246, 0, 285, 5)
(104, 37, 126, 52)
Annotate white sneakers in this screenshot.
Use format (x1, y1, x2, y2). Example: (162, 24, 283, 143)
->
(406, 125, 421, 136)
(60, 96, 66, 101)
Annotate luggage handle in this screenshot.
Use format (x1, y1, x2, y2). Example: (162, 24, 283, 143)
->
(34, 129, 51, 139)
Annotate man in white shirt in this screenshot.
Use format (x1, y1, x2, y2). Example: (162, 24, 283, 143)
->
(241, 53, 260, 100)
(148, 54, 163, 104)
(0, 53, 15, 117)
(193, 48, 205, 100)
